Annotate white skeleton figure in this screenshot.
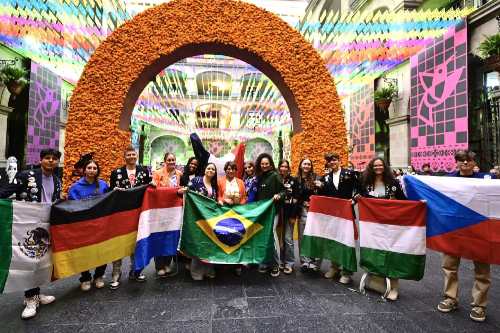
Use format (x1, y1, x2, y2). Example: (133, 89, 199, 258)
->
(6, 156, 18, 184)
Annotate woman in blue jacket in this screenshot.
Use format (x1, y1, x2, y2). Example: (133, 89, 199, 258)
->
(68, 159, 110, 291)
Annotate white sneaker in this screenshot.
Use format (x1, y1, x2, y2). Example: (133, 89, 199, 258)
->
(309, 262, 319, 272)
(21, 296, 39, 319)
(339, 275, 352, 285)
(80, 281, 91, 291)
(165, 265, 173, 274)
(324, 267, 339, 279)
(110, 274, 121, 290)
(39, 294, 55, 305)
(386, 288, 399, 301)
(94, 277, 105, 289)
(157, 269, 167, 277)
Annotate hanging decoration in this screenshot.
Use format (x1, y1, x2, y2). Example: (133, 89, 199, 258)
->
(298, 6, 475, 96)
(0, 0, 130, 83)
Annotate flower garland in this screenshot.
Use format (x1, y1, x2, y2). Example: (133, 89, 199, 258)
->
(64, 0, 347, 190)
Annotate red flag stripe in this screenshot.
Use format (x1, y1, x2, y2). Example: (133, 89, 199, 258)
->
(427, 218, 500, 264)
(358, 197, 426, 227)
(50, 208, 140, 252)
(141, 187, 183, 211)
(308, 195, 354, 221)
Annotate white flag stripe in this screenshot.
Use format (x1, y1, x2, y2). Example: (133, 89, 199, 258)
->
(359, 220, 426, 255)
(304, 212, 356, 248)
(410, 175, 500, 219)
(13, 201, 51, 224)
(137, 207, 183, 241)
(4, 201, 52, 293)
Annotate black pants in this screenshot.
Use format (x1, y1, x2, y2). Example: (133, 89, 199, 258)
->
(24, 287, 40, 298)
(154, 256, 172, 270)
(79, 264, 107, 282)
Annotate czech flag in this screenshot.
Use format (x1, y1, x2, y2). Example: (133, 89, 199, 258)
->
(404, 175, 500, 264)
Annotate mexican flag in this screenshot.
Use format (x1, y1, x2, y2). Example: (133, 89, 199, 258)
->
(180, 191, 277, 264)
(358, 197, 427, 280)
(0, 200, 53, 293)
(300, 196, 357, 273)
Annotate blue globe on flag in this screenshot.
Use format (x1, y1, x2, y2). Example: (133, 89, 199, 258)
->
(214, 218, 246, 246)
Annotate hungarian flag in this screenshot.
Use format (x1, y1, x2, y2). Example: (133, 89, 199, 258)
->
(404, 175, 500, 264)
(358, 197, 426, 280)
(300, 196, 357, 273)
(180, 191, 277, 264)
(0, 200, 52, 294)
(134, 187, 183, 271)
(50, 186, 147, 278)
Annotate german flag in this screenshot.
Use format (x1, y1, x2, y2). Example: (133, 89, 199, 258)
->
(50, 186, 148, 278)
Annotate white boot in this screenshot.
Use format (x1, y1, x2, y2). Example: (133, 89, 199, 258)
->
(21, 296, 40, 319)
(39, 294, 55, 305)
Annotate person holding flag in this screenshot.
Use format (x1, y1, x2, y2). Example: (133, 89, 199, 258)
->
(217, 161, 247, 276)
(151, 152, 182, 277)
(180, 157, 200, 187)
(0, 148, 61, 319)
(296, 158, 322, 273)
(186, 163, 219, 280)
(255, 153, 284, 277)
(68, 159, 110, 292)
(318, 152, 359, 284)
(437, 150, 494, 322)
(278, 159, 300, 275)
(243, 161, 258, 203)
(108, 145, 152, 290)
(358, 157, 405, 301)
(218, 161, 247, 206)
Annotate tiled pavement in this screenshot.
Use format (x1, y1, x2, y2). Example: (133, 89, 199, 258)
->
(1, 251, 499, 332)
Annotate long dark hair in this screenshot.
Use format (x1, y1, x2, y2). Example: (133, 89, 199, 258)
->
(83, 159, 101, 193)
(255, 153, 276, 176)
(361, 157, 395, 188)
(180, 157, 199, 185)
(297, 157, 316, 190)
(279, 159, 291, 178)
(204, 162, 219, 195)
(243, 161, 255, 180)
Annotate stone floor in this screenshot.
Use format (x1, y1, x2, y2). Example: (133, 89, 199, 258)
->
(1, 251, 499, 333)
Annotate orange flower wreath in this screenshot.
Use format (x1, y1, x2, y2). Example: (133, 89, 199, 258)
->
(64, 0, 347, 189)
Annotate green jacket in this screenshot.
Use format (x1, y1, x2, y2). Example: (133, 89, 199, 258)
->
(256, 170, 284, 202)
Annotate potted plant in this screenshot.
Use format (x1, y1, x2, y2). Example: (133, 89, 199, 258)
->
(478, 33, 500, 72)
(0, 65, 29, 95)
(374, 84, 397, 110)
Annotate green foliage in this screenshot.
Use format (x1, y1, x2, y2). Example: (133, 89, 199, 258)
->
(374, 84, 397, 102)
(0, 65, 28, 86)
(478, 33, 500, 60)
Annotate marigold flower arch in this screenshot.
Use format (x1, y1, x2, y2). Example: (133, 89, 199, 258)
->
(64, 0, 347, 187)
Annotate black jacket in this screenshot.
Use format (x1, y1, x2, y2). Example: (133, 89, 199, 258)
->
(319, 168, 358, 199)
(359, 178, 406, 200)
(0, 168, 62, 202)
(282, 175, 300, 218)
(109, 165, 151, 190)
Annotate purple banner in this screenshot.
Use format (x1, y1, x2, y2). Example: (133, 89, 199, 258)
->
(349, 84, 375, 170)
(26, 62, 61, 165)
(410, 21, 468, 172)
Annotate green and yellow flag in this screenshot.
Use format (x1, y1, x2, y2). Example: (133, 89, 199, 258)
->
(180, 191, 277, 264)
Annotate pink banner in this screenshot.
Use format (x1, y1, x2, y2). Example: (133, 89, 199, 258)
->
(410, 21, 468, 172)
(349, 84, 375, 170)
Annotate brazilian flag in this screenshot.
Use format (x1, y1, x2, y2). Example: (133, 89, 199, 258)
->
(180, 191, 277, 264)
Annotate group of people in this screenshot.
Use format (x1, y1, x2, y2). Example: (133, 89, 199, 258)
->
(0, 146, 495, 323)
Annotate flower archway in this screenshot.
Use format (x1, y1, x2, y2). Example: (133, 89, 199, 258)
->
(64, 0, 347, 187)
